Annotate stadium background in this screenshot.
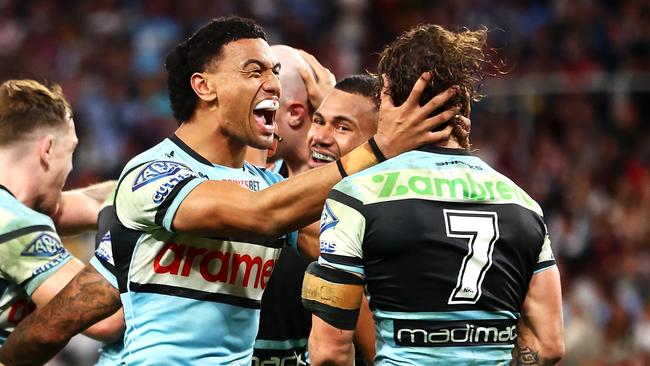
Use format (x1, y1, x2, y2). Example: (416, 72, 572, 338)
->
(0, 0, 648, 364)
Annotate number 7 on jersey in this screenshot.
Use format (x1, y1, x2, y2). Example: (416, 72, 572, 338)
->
(444, 209, 500, 305)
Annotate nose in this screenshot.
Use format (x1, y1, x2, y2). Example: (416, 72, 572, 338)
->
(262, 72, 281, 98)
(309, 123, 335, 148)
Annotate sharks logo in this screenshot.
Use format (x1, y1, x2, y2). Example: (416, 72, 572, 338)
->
(21, 233, 65, 257)
(132, 161, 195, 191)
(319, 202, 339, 234)
(95, 231, 115, 265)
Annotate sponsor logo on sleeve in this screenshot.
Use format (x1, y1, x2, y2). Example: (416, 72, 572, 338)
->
(132, 161, 196, 191)
(95, 231, 115, 266)
(21, 233, 65, 257)
(31, 252, 71, 277)
(320, 203, 339, 234)
(319, 240, 337, 254)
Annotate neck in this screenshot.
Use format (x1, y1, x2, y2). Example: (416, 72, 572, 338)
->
(283, 143, 310, 177)
(175, 114, 247, 168)
(0, 149, 41, 208)
(435, 137, 461, 149)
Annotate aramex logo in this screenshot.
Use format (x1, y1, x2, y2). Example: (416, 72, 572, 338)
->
(153, 243, 275, 290)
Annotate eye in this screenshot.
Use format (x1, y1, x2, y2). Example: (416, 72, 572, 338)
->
(312, 116, 325, 125)
(335, 124, 352, 133)
(248, 69, 262, 77)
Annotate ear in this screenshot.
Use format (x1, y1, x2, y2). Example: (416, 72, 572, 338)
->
(286, 101, 308, 128)
(190, 72, 217, 103)
(38, 134, 55, 170)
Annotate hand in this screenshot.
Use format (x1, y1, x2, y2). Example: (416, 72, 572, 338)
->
(373, 73, 460, 158)
(297, 49, 336, 110)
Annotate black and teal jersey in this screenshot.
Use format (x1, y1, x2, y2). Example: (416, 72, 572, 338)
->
(318, 146, 555, 365)
(0, 186, 72, 345)
(253, 246, 311, 366)
(95, 135, 297, 365)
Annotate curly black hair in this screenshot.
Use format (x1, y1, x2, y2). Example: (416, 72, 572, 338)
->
(165, 16, 267, 124)
(378, 24, 501, 148)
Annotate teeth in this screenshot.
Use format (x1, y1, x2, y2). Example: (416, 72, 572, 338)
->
(254, 99, 279, 111)
(312, 151, 335, 162)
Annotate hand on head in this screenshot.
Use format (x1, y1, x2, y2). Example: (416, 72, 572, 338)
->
(297, 49, 336, 111)
(373, 72, 461, 158)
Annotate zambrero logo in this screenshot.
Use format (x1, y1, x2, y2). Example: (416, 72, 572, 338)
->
(152, 242, 276, 290)
(372, 171, 537, 210)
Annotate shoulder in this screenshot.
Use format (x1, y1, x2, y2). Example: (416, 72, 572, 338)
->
(244, 161, 285, 185)
(0, 194, 55, 239)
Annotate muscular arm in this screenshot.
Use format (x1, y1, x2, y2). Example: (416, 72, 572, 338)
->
(52, 180, 117, 235)
(297, 221, 319, 260)
(173, 75, 460, 237)
(309, 316, 356, 366)
(511, 267, 564, 366)
(0, 265, 123, 366)
(354, 295, 376, 365)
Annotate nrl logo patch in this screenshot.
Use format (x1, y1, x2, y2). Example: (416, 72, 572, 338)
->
(319, 202, 339, 234)
(21, 233, 65, 257)
(132, 161, 195, 191)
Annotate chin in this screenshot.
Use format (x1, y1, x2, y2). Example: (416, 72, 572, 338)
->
(248, 137, 273, 150)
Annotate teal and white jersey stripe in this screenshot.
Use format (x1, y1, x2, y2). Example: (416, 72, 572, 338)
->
(0, 186, 72, 345)
(103, 135, 296, 365)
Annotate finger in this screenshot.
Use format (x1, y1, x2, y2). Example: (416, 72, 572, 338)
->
(423, 124, 454, 144)
(403, 72, 432, 108)
(422, 105, 461, 131)
(419, 85, 459, 117)
(455, 115, 471, 134)
(298, 50, 329, 83)
(379, 74, 395, 110)
(298, 63, 318, 96)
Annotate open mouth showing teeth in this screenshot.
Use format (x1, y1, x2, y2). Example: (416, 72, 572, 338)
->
(311, 151, 335, 163)
(253, 99, 279, 127)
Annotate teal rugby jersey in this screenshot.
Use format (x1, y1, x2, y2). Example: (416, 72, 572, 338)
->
(106, 135, 296, 365)
(0, 186, 72, 345)
(318, 146, 555, 365)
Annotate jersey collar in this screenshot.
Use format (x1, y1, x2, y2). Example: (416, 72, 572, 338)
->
(168, 134, 213, 167)
(416, 145, 472, 156)
(0, 185, 15, 198)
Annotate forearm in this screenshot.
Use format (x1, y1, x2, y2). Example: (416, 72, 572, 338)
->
(82, 308, 125, 342)
(179, 141, 380, 238)
(511, 343, 561, 366)
(0, 266, 122, 365)
(53, 180, 117, 235)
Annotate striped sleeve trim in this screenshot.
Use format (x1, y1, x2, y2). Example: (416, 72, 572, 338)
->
(0, 225, 54, 244)
(328, 189, 364, 213)
(533, 260, 556, 273)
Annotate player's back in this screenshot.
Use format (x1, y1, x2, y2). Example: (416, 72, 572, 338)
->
(320, 146, 554, 365)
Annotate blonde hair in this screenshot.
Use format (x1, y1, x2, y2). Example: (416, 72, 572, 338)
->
(0, 79, 72, 146)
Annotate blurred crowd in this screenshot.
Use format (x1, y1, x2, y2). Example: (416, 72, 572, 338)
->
(0, 0, 648, 364)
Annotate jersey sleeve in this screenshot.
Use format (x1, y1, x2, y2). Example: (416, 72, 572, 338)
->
(115, 160, 205, 232)
(0, 225, 72, 295)
(91, 227, 118, 289)
(317, 190, 366, 277)
(534, 224, 556, 274)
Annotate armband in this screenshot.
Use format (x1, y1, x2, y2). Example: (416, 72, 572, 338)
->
(301, 262, 364, 330)
(337, 137, 386, 177)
